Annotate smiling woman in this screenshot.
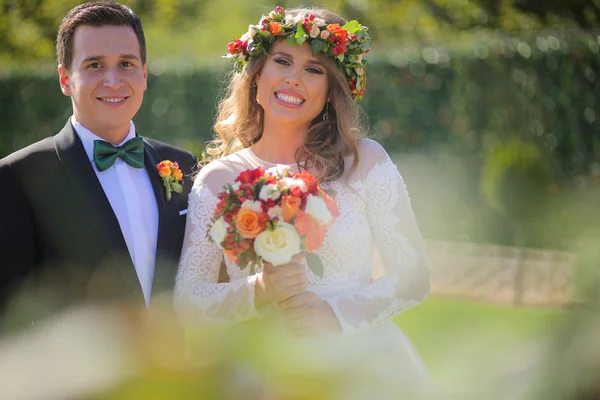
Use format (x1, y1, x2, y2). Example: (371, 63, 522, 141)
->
(174, 5, 433, 400)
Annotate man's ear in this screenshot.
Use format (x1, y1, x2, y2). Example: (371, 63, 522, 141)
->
(143, 62, 148, 91)
(58, 64, 71, 96)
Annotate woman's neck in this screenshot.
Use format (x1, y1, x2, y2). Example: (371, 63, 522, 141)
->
(253, 119, 309, 164)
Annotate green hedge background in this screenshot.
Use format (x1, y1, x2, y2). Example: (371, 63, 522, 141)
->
(2, 36, 599, 250)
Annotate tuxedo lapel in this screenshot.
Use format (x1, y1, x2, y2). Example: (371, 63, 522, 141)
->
(142, 139, 181, 296)
(53, 120, 143, 300)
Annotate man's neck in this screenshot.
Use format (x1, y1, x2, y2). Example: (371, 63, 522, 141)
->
(73, 117, 130, 145)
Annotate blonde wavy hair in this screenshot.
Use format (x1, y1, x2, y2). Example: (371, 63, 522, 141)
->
(201, 7, 365, 183)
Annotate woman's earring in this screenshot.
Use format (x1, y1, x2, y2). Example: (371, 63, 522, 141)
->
(323, 99, 330, 120)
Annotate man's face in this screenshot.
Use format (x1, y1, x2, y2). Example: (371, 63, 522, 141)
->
(58, 25, 147, 142)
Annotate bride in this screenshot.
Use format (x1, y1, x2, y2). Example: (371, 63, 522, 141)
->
(174, 6, 432, 398)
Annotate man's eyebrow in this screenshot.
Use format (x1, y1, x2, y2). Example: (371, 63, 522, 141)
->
(80, 54, 140, 63)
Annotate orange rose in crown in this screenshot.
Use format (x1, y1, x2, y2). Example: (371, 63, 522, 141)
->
(156, 160, 184, 201)
(207, 166, 339, 277)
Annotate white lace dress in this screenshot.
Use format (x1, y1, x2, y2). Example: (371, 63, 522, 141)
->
(175, 139, 432, 398)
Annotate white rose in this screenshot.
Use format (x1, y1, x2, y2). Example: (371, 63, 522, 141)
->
(284, 14, 303, 25)
(305, 194, 333, 224)
(254, 222, 301, 266)
(241, 200, 263, 212)
(279, 177, 307, 192)
(266, 164, 291, 178)
(313, 17, 326, 25)
(267, 205, 283, 220)
(259, 184, 281, 202)
(320, 30, 330, 40)
(241, 26, 259, 41)
(209, 217, 230, 246)
(309, 25, 320, 38)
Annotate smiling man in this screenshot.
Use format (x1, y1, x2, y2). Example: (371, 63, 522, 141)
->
(0, 2, 197, 330)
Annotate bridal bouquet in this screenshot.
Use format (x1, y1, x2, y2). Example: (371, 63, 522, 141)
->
(208, 166, 339, 276)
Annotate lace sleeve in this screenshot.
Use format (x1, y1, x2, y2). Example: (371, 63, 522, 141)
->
(174, 177, 262, 328)
(325, 140, 430, 335)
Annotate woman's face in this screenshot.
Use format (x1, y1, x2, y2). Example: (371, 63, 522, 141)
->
(256, 39, 329, 129)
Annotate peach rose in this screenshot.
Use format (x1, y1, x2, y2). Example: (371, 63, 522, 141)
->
(305, 226, 326, 252)
(294, 211, 316, 237)
(224, 249, 237, 264)
(235, 208, 267, 239)
(281, 195, 302, 222)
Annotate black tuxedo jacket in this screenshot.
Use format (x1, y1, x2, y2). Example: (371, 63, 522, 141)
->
(0, 120, 197, 326)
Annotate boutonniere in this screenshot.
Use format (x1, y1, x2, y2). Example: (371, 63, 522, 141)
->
(156, 160, 184, 201)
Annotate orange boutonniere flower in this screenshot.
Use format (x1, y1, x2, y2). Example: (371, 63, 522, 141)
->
(156, 160, 184, 201)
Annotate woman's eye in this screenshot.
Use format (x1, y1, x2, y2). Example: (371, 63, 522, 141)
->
(274, 58, 291, 66)
(306, 67, 323, 74)
(88, 63, 101, 69)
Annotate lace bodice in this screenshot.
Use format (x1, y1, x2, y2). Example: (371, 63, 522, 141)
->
(174, 139, 430, 335)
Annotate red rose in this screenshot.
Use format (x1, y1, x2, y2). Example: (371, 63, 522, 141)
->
(252, 167, 265, 182)
(290, 186, 303, 198)
(333, 43, 347, 56)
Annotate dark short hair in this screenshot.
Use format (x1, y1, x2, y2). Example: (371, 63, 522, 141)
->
(56, 1, 146, 70)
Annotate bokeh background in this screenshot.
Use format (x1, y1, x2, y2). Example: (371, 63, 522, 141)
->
(1, 1, 599, 399)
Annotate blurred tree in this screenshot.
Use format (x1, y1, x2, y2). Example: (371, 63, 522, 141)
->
(513, 0, 600, 29)
(0, 0, 206, 66)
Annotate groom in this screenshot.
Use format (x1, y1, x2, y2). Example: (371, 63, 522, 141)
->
(0, 2, 196, 327)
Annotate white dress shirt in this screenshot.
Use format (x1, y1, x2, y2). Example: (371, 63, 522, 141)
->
(72, 117, 158, 307)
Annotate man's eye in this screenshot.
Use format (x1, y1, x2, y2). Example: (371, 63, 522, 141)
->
(121, 61, 132, 67)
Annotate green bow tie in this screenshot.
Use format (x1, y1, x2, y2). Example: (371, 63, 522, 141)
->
(93, 136, 145, 172)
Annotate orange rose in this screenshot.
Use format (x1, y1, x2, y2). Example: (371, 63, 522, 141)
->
(269, 22, 283, 35)
(157, 161, 172, 177)
(173, 168, 183, 181)
(305, 226, 326, 252)
(281, 195, 302, 222)
(235, 208, 267, 239)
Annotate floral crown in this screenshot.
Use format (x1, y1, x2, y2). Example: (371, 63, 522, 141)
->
(225, 6, 371, 103)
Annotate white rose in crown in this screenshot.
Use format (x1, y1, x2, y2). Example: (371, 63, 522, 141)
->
(259, 183, 282, 202)
(254, 222, 301, 266)
(309, 24, 320, 38)
(305, 194, 333, 224)
(209, 217, 230, 246)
